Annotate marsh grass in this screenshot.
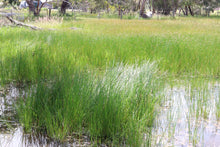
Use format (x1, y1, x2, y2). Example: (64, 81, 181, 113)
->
(16, 62, 161, 146)
(0, 17, 219, 146)
(0, 18, 219, 82)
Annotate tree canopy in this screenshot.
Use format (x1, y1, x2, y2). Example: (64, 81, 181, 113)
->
(2, 0, 219, 17)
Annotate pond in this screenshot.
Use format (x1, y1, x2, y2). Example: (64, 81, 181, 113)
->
(0, 85, 91, 146)
(152, 81, 220, 146)
(0, 81, 219, 146)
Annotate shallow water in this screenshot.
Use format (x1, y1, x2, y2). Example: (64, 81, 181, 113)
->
(0, 84, 20, 147)
(0, 85, 91, 147)
(0, 82, 220, 146)
(152, 82, 220, 146)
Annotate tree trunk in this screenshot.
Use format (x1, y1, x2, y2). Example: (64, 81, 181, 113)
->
(61, 0, 69, 15)
(137, 0, 142, 10)
(185, 5, 188, 16)
(35, 0, 40, 16)
(6, 16, 42, 30)
(48, 8, 51, 19)
(118, 5, 121, 17)
(188, 5, 194, 16)
(181, 8, 186, 15)
(26, 0, 42, 16)
(106, 3, 109, 13)
(172, 0, 175, 18)
(26, 0, 35, 14)
(140, 0, 146, 16)
(179, 8, 181, 16)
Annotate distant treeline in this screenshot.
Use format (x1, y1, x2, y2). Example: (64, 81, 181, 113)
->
(2, 0, 220, 17)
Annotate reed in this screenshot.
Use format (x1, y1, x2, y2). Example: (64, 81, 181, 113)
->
(0, 17, 219, 145)
(16, 62, 161, 146)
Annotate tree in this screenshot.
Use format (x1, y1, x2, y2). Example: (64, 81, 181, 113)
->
(200, 0, 219, 16)
(4, 0, 19, 5)
(152, 0, 173, 15)
(26, 0, 36, 15)
(25, 0, 50, 16)
(2, 0, 20, 9)
(61, 0, 72, 14)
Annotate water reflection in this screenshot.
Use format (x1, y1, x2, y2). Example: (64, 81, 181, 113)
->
(1, 82, 220, 146)
(152, 82, 220, 146)
(0, 85, 61, 146)
(0, 84, 20, 147)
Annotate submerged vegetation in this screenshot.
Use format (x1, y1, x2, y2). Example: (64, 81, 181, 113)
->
(0, 17, 219, 145)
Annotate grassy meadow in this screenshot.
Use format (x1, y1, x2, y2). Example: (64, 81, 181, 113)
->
(0, 17, 219, 146)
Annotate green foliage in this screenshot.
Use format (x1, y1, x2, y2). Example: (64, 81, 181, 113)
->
(0, 17, 219, 145)
(3, 0, 20, 5)
(16, 61, 161, 146)
(0, 18, 219, 84)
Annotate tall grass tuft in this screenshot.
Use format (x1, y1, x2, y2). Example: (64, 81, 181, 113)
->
(16, 61, 162, 146)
